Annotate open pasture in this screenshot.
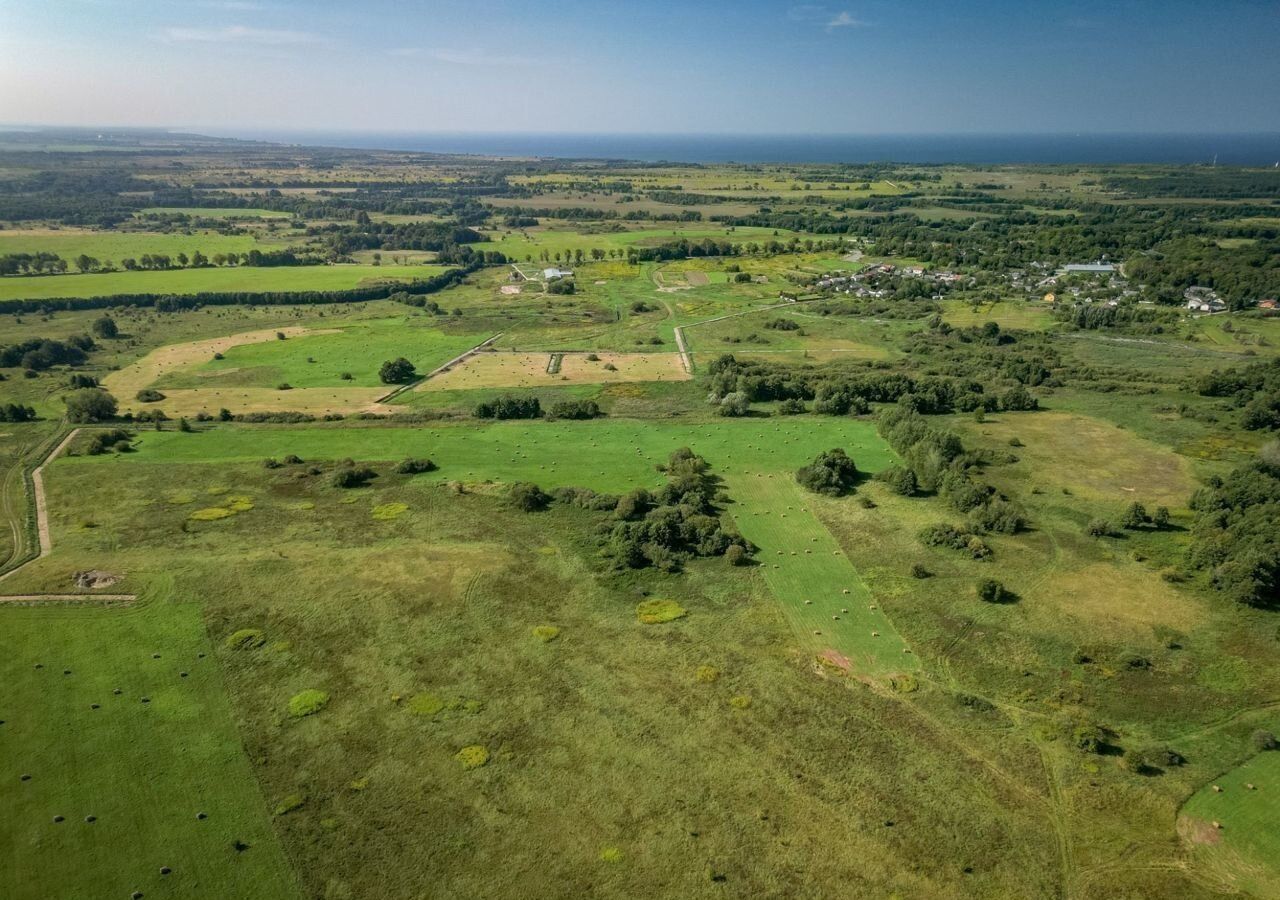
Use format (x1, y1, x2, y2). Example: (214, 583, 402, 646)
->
(153, 318, 484, 390)
(0, 227, 273, 263)
(0, 449, 1060, 899)
(940, 299, 1057, 331)
(471, 224, 797, 262)
(954, 409, 1197, 508)
(421, 351, 688, 392)
(136, 206, 294, 219)
(0, 263, 451, 301)
(1179, 751, 1280, 898)
(70, 417, 891, 494)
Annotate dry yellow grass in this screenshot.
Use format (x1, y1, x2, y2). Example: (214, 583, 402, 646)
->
(117, 386, 391, 417)
(105, 326, 339, 399)
(419, 351, 689, 391)
(962, 411, 1196, 507)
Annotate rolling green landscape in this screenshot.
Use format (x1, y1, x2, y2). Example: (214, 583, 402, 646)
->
(1, 128, 1278, 900)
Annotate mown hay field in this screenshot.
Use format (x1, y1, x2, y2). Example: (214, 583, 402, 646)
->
(422, 351, 688, 391)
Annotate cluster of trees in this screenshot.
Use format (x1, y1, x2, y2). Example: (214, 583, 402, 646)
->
(878, 404, 1027, 538)
(1197, 358, 1280, 431)
(0, 260, 482, 315)
(0, 402, 37, 422)
(64, 388, 117, 423)
(508, 448, 751, 571)
(705, 353, 1036, 417)
(1186, 445, 1280, 607)
(0, 252, 66, 276)
(605, 448, 749, 571)
(473, 394, 541, 420)
(313, 221, 484, 257)
(0, 335, 94, 370)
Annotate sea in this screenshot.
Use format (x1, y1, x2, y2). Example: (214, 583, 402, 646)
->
(209, 130, 1280, 166)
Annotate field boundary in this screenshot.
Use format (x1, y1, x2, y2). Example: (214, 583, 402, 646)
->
(379, 332, 504, 399)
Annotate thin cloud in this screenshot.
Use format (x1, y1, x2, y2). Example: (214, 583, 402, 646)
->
(826, 11, 868, 31)
(787, 4, 826, 21)
(159, 25, 324, 45)
(423, 48, 540, 67)
(198, 1, 269, 9)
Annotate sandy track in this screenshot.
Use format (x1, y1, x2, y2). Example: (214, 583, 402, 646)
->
(0, 427, 138, 604)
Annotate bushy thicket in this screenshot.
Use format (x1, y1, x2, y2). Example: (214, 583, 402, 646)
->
(86, 429, 133, 455)
(1197, 358, 1280, 431)
(0, 335, 94, 370)
(878, 404, 1027, 538)
(473, 395, 542, 420)
(604, 448, 748, 571)
(0, 402, 36, 422)
(548, 399, 601, 420)
(705, 353, 1036, 417)
(1187, 446, 1280, 607)
(795, 448, 859, 496)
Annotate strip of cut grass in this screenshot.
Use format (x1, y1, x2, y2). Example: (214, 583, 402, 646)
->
(726, 475, 915, 676)
(0, 601, 299, 900)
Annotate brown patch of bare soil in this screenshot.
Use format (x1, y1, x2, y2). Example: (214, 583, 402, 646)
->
(74, 570, 121, 589)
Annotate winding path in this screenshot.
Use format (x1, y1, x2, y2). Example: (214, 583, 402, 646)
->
(0, 426, 137, 603)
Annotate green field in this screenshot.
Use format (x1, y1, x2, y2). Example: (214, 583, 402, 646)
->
(70, 417, 889, 491)
(154, 317, 484, 390)
(0, 601, 298, 900)
(137, 207, 294, 219)
(5, 139, 1280, 899)
(0, 264, 452, 301)
(1180, 751, 1280, 897)
(727, 475, 914, 675)
(0, 228, 274, 262)
(473, 225, 800, 261)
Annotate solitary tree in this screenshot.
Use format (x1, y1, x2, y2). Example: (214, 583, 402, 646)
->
(91, 316, 118, 339)
(379, 357, 417, 384)
(795, 448, 859, 496)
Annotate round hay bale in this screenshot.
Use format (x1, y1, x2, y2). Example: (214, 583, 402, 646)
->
(52, 815, 64, 823)
(196, 812, 207, 821)
(85, 815, 96, 823)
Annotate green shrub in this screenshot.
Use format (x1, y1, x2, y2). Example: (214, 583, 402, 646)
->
(135, 389, 165, 403)
(273, 794, 306, 816)
(331, 466, 377, 488)
(636, 599, 687, 624)
(224, 628, 265, 650)
(510, 482, 551, 511)
(795, 448, 859, 496)
(455, 745, 490, 769)
(1086, 518, 1114, 538)
(288, 689, 330, 718)
(976, 578, 1010, 603)
(532, 625, 561, 642)
(395, 457, 437, 474)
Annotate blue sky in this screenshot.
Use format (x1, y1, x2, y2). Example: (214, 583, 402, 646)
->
(1, 0, 1277, 134)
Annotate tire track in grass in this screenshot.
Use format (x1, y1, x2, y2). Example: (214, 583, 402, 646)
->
(724, 474, 916, 678)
